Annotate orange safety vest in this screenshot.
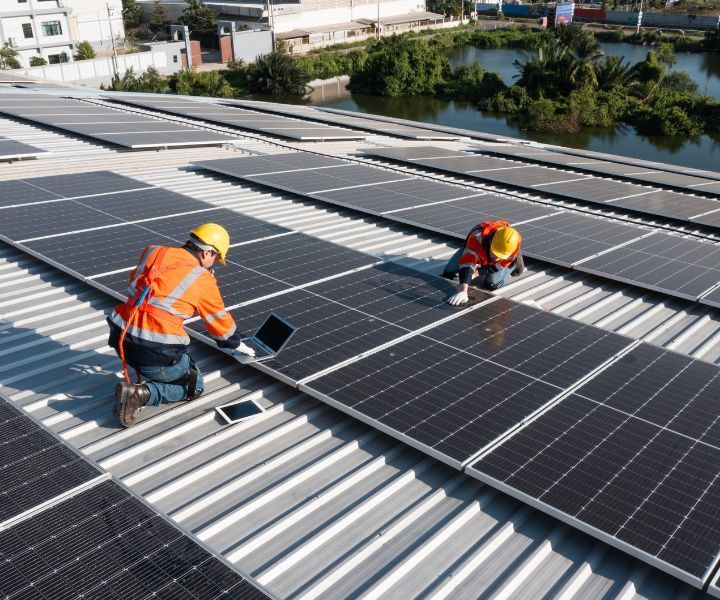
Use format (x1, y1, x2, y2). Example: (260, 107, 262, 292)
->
(460, 220, 521, 270)
(109, 245, 238, 347)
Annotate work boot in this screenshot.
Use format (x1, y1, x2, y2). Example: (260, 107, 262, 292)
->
(114, 382, 150, 428)
(441, 271, 457, 281)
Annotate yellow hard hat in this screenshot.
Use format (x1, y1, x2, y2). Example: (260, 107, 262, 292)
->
(490, 226, 520, 260)
(190, 223, 230, 265)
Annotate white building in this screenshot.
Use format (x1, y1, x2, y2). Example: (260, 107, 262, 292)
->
(140, 0, 446, 50)
(0, 0, 124, 68)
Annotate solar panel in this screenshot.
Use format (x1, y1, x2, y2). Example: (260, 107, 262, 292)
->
(110, 95, 366, 142)
(470, 342, 720, 586)
(302, 297, 631, 466)
(223, 99, 462, 140)
(368, 146, 468, 161)
(533, 177, 645, 202)
(0, 479, 268, 599)
(0, 94, 237, 149)
(314, 179, 484, 214)
(223, 232, 379, 288)
(0, 138, 46, 161)
(610, 189, 720, 220)
(198, 153, 345, 177)
(389, 194, 557, 236)
(305, 261, 489, 330)
(247, 164, 410, 194)
(189, 288, 408, 383)
(0, 396, 101, 521)
(0, 171, 148, 208)
(700, 285, 720, 309)
(576, 232, 720, 300)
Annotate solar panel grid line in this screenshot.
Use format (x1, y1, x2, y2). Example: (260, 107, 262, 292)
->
(571, 230, 659, 266)
(295, 292, 500, 386)
(0, 473, 111, 532)
(310, 176, 418, 195)
(0, 185, 157, 210)
(379, 192, 489, 215)
(16, 205, 225, 244)
(462, 338, 644, 467)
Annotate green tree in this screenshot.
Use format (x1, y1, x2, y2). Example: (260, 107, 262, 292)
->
(246, 52, 308, 96)
(122, 0, 142, 29)
(426, 0, 473, 18)
(149, 0, 170, 36)
(705, 24, 720, 52)
(350, 36, 449, 96)
(178, 0, 217, 36)
(595, 55, 635, 91)
(0, 43, 20, 70)
(74, 41, 96, 61)
(29, 55, 47, 67)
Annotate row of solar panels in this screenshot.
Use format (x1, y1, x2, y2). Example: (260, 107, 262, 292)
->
(475, 143, 720, 194)
(370, 146, 720, 223)
(194, 153, 720, 307)
(0, 392, 269, 599)
(4, 169, 720, 589)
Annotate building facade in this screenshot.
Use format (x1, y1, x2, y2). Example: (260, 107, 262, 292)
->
(0, 0, 124, 68)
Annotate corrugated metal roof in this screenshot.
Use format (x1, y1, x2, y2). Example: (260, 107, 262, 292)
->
(0, 97, 717, 599)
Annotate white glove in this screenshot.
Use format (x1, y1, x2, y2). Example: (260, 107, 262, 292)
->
(235, 342, 256, 357)
(447, 291, 469, 306)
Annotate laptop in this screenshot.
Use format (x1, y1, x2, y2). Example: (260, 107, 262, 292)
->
(234, 312, 297, 363)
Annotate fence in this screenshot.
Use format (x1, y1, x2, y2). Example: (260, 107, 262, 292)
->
(10, 42, 185, 87)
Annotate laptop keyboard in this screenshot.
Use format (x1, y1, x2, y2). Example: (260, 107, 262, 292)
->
(242, 338, 270, 357)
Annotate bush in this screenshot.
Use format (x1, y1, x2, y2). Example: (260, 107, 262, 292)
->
(246, 52, 308, 96)
(29, 56, 47, 67)
(74, 41, 96, 61)
(0, 43, 20, 70)
(102, 66, 171, 93)
(349, 36, 449, 96)
(174, 69, 234, 97)
(293, 49, 366, 80)
(480, 85, 532, 112)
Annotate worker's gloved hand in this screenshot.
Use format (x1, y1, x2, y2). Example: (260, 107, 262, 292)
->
(235, 342, 256, 358)
(447, 291, 469, 306)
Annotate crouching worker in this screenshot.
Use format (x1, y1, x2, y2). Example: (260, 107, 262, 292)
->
(107, 223, 255, 427)
(444, 220, 525, 306)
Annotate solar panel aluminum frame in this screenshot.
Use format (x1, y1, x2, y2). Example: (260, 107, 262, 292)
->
(465, 457, 720, 589)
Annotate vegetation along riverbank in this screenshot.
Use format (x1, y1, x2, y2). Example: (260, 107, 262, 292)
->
(105, 24, 720, 137)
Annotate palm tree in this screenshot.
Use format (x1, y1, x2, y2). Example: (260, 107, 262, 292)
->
(247, 52, 308, 96)
(595, 55, 636, 90)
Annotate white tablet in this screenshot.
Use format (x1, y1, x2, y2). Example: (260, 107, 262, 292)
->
(215, 398, 265, 424)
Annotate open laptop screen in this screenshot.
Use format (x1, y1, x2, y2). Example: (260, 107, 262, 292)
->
(256, 314, 295, 353)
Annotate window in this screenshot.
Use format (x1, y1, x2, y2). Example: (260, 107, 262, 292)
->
(41, 21, 62, 36)
(18, 1, 28, 4)
(22, 23, 33, 39)
(47, 52, 69, 64)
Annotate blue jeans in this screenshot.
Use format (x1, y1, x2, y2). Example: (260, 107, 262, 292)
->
(443, 248, 512, 290)
(135, 354, 204, 407)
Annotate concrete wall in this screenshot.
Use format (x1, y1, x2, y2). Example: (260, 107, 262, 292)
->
(272, 0, 425, 32)
(606, 9, 719, 29)
(232, 29, 274, 61)
(65, 0, 125, 52)
(10, 41, 185, 87)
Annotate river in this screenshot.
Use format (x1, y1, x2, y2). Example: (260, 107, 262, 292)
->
(303, 42, 720, 171)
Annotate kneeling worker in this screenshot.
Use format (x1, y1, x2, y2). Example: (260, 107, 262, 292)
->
(107, 223, 256, 427)
(444, 220, 524, 306)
